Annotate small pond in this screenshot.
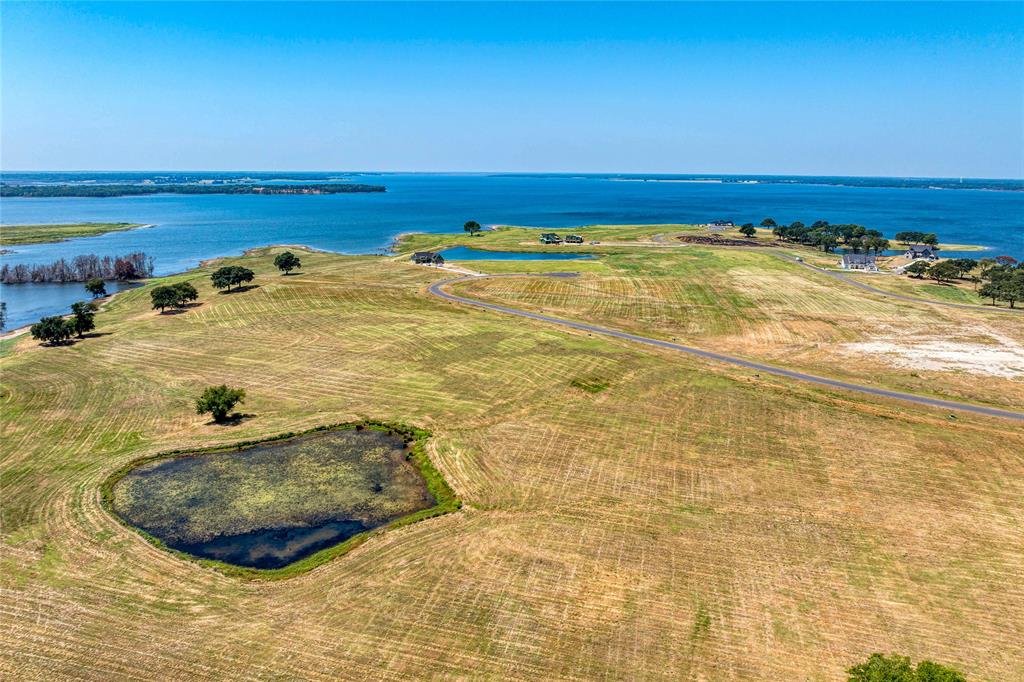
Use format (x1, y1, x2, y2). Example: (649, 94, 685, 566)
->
(437, 246, 596, 261)
(110, 429, 436, 569)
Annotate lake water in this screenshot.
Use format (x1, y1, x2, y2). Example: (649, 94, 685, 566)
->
(438, 245, 595, 260)
(2, 173, 1021, 328)
(1, 280, 140, 330)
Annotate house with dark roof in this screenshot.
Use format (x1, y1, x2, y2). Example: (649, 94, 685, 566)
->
(840, 253, 878, 271)
(564, 234, 584, 244)
(904, 244, 939, 260)
(412, 252, 445, 265)
(539, 233, 562, 244)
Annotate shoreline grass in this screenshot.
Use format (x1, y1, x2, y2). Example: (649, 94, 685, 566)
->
(0, 222, 149, 246)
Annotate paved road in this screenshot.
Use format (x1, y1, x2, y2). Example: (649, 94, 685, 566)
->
(774, 253, 1022, 315)
(428, 274, 1024, 422)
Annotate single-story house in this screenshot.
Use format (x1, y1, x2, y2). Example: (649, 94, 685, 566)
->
(564, 234, 584, 244)
(840, 253, 878, 271)
(412, 251, 445, 265)
(540, 233, 562, 244)
(904, 244, 939, 260)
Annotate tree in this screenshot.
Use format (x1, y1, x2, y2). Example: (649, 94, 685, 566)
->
(150, 285, 179, 312)
(113, 258, 139, 281)
(847, 653, 964, 682)
(85, 278, 107, 298)
(195, 384, 246, 423)
(211, 266, 255, 292)
(949, 258, 977, 279)
(172, 282, 199, 307)
(273, 251, 301, 275)
(760, 218, 777, 227)
(30, 316, 75, 345)
(463, 220, 482, 237)
(905, 261, 930, 278)
(69, 301, 97, 337)
(927, 261, 960, 283)
(922, 233, 939, 247)
(738, 224, 757, 238)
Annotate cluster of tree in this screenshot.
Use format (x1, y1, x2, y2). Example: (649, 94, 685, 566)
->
(847, 653, 965, 682)
(0, 252, 153, 284)
(905, 257, 978, 283)
(273, 251, 301, 274)
(759, 218, 890, 253)
(29, 301, 97, 345)
(1, 183, 386, 198)
(978, 261, 1024, 308)
(196, 384, 246, 423)
(151, 282, 200, 312)
(894, 231, 939, 246)
(211, 266, 255, 292)
(463, 220, 483, 236)
(906, 256, 1024, 307)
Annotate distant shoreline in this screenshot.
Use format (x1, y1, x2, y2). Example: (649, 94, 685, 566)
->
(0, 222, 154, 247)
(0, 183, 387, 198)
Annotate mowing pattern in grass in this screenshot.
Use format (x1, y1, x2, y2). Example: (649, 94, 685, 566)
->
(453, 248, 1024, 409)
(2, 246, 1023, 680)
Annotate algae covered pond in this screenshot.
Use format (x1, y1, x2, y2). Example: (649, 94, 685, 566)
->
(110, 429, 436, 569)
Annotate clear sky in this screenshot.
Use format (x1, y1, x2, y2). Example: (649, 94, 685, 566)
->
(2, 2, 1022, 177)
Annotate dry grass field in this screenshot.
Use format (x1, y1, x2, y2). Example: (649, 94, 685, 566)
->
(443, 241, 1024, 410)
(2, 245, 1023, 680)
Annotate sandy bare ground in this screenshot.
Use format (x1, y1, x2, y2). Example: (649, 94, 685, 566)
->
(845, 330, 1024, 378)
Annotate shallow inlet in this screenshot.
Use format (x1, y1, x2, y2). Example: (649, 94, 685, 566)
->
(111, 429, 436, 569)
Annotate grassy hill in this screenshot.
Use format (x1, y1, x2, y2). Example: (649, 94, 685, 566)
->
(1, 244, 1021, 680)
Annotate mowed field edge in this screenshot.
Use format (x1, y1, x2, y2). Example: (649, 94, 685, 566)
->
(2, 246, 1022, 680)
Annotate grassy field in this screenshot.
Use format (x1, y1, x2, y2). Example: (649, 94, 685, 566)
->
(2, 245, 1022, 680)
(0, 222, 148, 246)
(437, 238, 1024, 410)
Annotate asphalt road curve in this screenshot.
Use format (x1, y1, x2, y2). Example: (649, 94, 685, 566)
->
(428, 273, 1024, 422)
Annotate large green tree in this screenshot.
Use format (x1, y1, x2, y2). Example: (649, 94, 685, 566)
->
(150, 285, 179, 312)
(847, 653, 965, 682)
(738, 224, 757, 238)
(905, 261, 930, 278)
(273, 251, 301, 274)
(85, 278, 107, 298)
(172, 282, 199, 306)
(927, 261, 960, 283)
(195, 385, 246, 423)
(760, 217, 777, 227)
(464, 220, 482, 237)
(211, 266, 255, 292)
(69, 301, 97, 337)
(30, 316, 75, 345)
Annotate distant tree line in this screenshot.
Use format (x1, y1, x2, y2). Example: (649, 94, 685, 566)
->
(759, 218, 890, 253)
(1, 183, 386, 198)
(894, 230, 939, 246)
(1, 252, 153, 284)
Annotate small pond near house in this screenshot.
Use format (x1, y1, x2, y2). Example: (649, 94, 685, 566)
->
(110, 428, 435, 569)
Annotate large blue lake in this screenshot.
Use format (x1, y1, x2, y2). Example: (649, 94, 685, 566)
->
(2, 173, 1021, 329)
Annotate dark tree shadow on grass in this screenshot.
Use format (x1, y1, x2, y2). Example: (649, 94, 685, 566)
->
(218, 285, 261, 295)
(207, 412, 257, 426)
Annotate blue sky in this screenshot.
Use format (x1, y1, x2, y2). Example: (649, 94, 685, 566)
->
(2, 2, 1022, 177)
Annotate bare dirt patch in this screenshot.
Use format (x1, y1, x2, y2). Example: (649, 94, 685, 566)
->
(845, 332, 1024, 378)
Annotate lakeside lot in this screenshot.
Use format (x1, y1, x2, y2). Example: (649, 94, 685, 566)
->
(2, 238, 1022, 680)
